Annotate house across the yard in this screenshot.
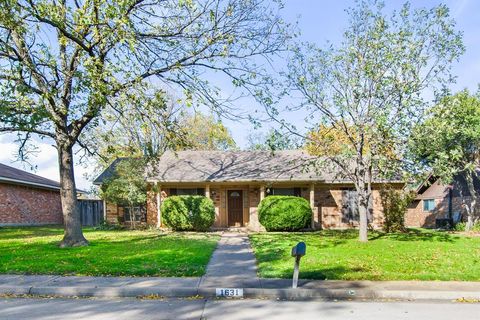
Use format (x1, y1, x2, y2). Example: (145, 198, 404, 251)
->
(0, 163, 63, 226)
(94, 150, 405, 231)
(406, 173, 480, 228)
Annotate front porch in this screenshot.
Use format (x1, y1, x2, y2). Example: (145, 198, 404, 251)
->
(147, 182, 318, 231)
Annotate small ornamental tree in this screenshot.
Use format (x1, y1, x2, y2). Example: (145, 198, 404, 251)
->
(258, 196, 311, 231)
(101, 159, 146, 228)
(162, 195, 215, 231)
(380, 187, 416, 233)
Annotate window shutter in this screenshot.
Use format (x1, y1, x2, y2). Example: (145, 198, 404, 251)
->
(294, 187, 301, 197)
(170, 188, 177, 196)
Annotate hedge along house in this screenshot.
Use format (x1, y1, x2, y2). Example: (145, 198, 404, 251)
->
(95, 150, 405, 231)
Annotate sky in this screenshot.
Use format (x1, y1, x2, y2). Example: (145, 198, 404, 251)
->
(1, 0, 479, 191)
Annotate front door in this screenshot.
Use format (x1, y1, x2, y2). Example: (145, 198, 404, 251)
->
(227, 190, 243, 227)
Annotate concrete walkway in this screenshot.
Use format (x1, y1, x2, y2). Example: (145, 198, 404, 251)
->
(199, 232, 261, 288)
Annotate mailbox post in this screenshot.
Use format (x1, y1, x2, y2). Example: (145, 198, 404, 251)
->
(291, 241, 306, 289)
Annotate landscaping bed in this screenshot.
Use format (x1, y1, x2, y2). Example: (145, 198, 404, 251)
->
(250, 229, 480, 281)
(0, 226, 219, 277)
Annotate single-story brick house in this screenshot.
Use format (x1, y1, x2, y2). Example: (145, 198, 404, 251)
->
(0, 163, 63, 226)
(406, 173, 480, 228)
(95, 150, 405, 231)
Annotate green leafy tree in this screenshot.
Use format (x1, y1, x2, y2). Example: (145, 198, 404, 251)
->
(0, 0, 288, 246)
(89, 110, 237, 182)
(410, 90, 480, 231)
(180, 113, 237, 151)
(262, 0, 464, 241)
(246, 129, 301, 151)
(101, 159, 147, 229)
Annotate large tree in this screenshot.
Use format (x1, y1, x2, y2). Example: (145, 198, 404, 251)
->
(261, 0, 464, 241)
(0, 0, 288, 246)
(410, 90, 480, 231)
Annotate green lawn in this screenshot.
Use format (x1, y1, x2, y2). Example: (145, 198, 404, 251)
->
(250, 229, 480, 281)
(0, 226, 219, 277)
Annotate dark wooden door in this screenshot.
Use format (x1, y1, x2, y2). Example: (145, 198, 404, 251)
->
(228, 190, 243, 226)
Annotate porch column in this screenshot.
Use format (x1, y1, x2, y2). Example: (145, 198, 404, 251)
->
(205, 184, 210, 198)
(260, 185, 265, 201)
(102, 199, 107, 222)
(156, 182, 162, 228)
(310, 183, 315, 229)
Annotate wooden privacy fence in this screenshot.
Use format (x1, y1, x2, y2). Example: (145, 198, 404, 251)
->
(78, 200, 104, 226)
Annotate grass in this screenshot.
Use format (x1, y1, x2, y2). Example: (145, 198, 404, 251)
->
(0, 226, 219, 277)
(250, 229, 480, 281)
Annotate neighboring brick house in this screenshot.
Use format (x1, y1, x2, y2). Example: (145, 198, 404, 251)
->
(406, 173, 479, 228)
(0, 163, 63, 226)
(94, 151, 405, 231)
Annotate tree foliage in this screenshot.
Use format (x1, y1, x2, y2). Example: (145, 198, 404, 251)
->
(0, 0, 289, 246)
(262, 0, 464, 241)
(101, 158, 147, 228)
(101, 159, 147, 208)
(90, 108, 237, 176)
(410, 90, 480, 230)
(246, 129, 301, 151)
(380, 186, 416, 233)
(181, 113, 236, 151)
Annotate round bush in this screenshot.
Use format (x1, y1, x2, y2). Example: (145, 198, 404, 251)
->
(258, 196, 312, 231)
(162, 195, 215, 231)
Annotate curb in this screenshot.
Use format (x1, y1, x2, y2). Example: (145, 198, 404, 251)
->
(2, 285, 480, 301)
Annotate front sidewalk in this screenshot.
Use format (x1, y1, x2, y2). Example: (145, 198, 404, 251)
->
(1, 274, 480, 301)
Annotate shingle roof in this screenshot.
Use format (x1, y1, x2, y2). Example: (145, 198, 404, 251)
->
(146, 150, 326, 183)
(0, 163, 60, 190)
(94, 150, 405, 185)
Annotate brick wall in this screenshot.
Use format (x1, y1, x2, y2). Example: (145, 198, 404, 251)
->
(405, 195, 473, 228)
(0, 183, 63, 225)
(315, 187, 385, 229)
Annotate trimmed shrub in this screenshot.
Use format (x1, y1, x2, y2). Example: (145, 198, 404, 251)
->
(162, 195, 215, 231)
(258, 196, 312, 231)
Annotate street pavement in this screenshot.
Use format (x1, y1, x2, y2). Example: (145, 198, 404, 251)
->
(1, 297, 480, 320)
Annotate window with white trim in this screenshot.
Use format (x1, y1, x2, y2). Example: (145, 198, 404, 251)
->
(423, 199, 435, 212)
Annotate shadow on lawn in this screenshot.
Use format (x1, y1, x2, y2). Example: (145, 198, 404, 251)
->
(369, 228, 457, 243)
(0, 226, 64, 240)
(273, 265, 370, 281)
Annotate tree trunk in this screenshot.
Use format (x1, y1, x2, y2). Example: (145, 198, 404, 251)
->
(464, 172, 478, 232)
(355, 157, 370, 242)
(58, 144, 88, 247)
(130, 204, 136, 229)
(358, 189, 369, 242)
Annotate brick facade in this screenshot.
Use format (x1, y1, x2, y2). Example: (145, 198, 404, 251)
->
(0, 182, 63, 225)
(136, 183, 394, 231)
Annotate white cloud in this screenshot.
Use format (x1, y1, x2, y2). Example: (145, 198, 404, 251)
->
(0, 134, 93, 191)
